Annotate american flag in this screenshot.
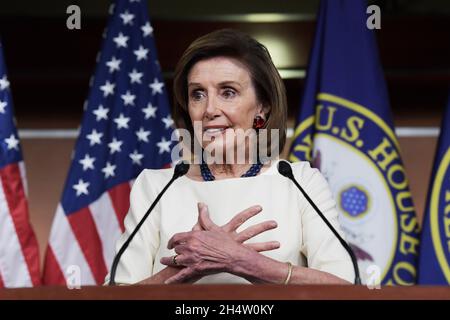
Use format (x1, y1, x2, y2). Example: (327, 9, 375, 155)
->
(0, 41, 41, 287)
(43, 0, 174, 285)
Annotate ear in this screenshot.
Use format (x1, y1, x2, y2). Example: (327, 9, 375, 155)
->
(256, 103, 269, 119)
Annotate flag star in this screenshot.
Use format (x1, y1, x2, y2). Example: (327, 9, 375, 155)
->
(141, 22, 153, 37)
(120, 10, 135, 25)
(100, 80, 115, 97)
(142, 103, 157, 119)
(133, 45, 149, 61)
(106, 56, 121, 73)
(78, 154, 96, 171)
(162, 115, 174, 129)
(73, 179, 90, 196)
(92, 105, 109, 121)
(157, 137, 171, 154)
(129, 150, 144, 165)
(135, 127, 151, 142)
(0, 100, 7, 114)
(128, 69, 143, 84)
(0, 75, 10, 90)
(149, 78, 164, 95)
(102, 162, 116, 178)
(114, 113, 130, 129)
(5, 134, 19, 150)
(108, 137, 123, 154)
(86, 129, 103, 146)
(121, 90, 136, 106)
(113, 32, 129, 48)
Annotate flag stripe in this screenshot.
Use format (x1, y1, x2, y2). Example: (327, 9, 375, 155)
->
(89, 191, 123, 272)
(42, 246, 66, 285)
(0, 271, 3, 287)
(0, 163, 40, 286)
(45, 205, 95, 285)
(67, 207, 108, 284)
(0, 171, 32, 287)
(18, 162, 28, 197)
(2, 161, 41, 286)
(0, 163, 39, 286)
(108, 182, 131, 232)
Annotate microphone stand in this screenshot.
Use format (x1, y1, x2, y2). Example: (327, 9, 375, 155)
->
(278, 161, 361, 285)
(108, 162, 189, 285)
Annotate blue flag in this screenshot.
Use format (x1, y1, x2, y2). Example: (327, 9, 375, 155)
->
(418, 93, 450, 284)
(43, 0, 174, 285)
(289, 0, 420, 285)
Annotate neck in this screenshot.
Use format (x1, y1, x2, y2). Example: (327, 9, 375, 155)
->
(208, 163, 254, 179)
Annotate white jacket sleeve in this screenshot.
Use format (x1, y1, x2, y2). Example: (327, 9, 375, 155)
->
(104, 169, 161, 285)
(295, 162, 355, 283)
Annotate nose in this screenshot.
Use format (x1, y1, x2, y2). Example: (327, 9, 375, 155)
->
(204, 95, 220, 120)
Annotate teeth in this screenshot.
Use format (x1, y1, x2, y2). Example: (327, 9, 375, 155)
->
(205, 128, 226, 133)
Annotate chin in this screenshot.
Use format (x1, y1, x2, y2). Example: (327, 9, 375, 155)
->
(202, 141, 250, 164)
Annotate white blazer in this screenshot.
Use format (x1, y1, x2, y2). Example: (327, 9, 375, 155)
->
(107, 159, 354, 284)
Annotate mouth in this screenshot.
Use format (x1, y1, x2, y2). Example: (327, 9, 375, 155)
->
(203, 126, 230, 137)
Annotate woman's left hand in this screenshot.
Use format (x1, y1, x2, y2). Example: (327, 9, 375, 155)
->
(163, 229, 251, 283)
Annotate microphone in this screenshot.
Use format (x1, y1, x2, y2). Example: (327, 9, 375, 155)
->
(108, 161, 190, 285)
(277, 160, 361, 285)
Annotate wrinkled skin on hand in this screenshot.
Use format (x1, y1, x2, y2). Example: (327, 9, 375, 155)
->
(160, 203, 280, 283)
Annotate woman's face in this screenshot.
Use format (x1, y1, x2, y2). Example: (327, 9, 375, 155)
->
(187, 56, 263, 161)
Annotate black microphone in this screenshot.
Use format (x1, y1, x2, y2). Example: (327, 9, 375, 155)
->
(108, 161, 190, 285)
(277, 160, 361, 285)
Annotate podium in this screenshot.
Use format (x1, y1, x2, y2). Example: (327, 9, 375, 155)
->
(1, 285, 449, 300)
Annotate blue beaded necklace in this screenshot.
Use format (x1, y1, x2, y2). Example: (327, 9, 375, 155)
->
(200, 160, 264, 181)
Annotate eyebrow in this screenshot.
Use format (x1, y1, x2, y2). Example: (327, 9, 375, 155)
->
(188, 81, 243, 88)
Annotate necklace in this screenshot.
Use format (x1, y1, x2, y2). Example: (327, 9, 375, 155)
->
(200, 161, 264, 181)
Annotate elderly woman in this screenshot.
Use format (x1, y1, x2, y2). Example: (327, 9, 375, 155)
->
(109, 29, 354, 285)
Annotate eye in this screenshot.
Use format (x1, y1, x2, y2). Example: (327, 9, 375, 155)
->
(222, 87, 236, 99)
(190, 89, 205, 101)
